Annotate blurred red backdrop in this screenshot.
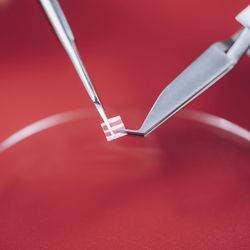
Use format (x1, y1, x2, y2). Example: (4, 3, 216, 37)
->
(0, 0, 249, 140)
(0, 0, 249, 249)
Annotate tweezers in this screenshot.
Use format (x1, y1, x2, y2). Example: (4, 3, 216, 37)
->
(40, 0, 114, 135)
(123, 5, 250, 136)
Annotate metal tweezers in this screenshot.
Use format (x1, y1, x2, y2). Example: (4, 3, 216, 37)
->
(40, 1, 250, 138)
(123, 5, 250, 136)
(40, 0, 114, 135)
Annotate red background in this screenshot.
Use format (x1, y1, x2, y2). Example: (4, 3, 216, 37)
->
(0, 0, 249, 139)
(0, 0, 249, 249)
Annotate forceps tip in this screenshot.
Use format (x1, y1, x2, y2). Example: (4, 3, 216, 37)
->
(119, 129, 145, 136)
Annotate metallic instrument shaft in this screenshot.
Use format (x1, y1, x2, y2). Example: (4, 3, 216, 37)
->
(40, 0, 114, 134)
(123, 5, 250, 136)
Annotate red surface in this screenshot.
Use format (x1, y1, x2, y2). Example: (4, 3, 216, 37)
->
(0, 114, 250, 249)
(0, 0, 250, 249)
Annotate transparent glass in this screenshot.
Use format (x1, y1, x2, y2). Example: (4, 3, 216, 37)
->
(0, 109, 249, 249)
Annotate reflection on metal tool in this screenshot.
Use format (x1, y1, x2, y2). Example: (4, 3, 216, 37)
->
(122, 5, 250, 136)
(39, 0, 115, 137)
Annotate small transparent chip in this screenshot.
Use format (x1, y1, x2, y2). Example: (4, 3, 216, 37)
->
(101, 116, 127, 141)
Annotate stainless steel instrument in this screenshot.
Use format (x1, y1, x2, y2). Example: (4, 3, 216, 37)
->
(122, 5, 250, 136)
(40, 0, 114, 135)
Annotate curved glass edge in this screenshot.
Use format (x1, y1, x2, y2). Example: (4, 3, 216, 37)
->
(0, 109, 249, 153)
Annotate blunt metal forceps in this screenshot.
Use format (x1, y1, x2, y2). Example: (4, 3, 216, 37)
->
(122, 5, 250, 136)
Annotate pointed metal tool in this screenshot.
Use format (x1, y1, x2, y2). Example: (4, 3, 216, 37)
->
(122, 5, 250, 136)
(40, 0, 114, 135)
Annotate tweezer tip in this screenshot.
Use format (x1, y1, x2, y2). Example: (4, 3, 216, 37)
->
(119, 129, 145, 136)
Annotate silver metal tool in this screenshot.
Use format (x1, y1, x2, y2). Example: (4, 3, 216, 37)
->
(40, 0, 114, 135)
(122, 5, 250, 136)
